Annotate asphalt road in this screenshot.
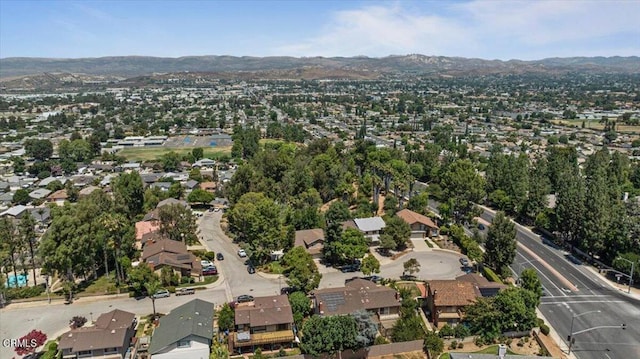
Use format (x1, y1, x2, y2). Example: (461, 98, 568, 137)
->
(478, 207, 640, 359)
(0, 208, 466, 358)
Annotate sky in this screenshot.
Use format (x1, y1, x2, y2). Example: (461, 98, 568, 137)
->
(1, 0, 639, 60)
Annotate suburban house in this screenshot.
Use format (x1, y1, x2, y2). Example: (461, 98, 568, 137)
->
(294, 228, 325, 258)
(0, 204, 28, 219)
(149, 299, 214, 359)
(47, 189, 68, 205)
(424, 280, 481, 328)
(312, 278, 401, 336)
(28, 188, 52, 200)
(199, 181, 216, 193)
(456, 273, 507, 297)
(58, 309, 136, 359)
(232, 295, 295, 353)
(135, 220, 161, 241)
(396, 209, 440, 238)
(79, 185, 101, 198)
(141, 239, 202, 279)
(352, 217, 386, 244)
(156, 198, 190, 209)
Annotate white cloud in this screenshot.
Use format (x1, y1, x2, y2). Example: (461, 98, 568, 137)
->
(275, 0, 640, 59)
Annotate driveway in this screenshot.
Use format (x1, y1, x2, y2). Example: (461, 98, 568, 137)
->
(410, 238, 433, 252)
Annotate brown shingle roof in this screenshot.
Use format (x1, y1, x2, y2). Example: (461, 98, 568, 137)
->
(396, 209, 439, 229)
(294, 228, 325, 255)
(58, 309, 134, 353)
(235, 295, 294, 327)
(313, 280, 401, 316)
(142, 239, 189, 260)
(428, 280, 480, 307)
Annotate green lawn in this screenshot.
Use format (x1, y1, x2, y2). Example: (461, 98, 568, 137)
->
(177, 275, 218, 288)
(117, 146, 231, 162)
(79, 275, 123, 295)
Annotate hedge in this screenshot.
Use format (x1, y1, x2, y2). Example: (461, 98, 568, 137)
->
(5, 284, 46, 300)
(482, 266, 503, 284)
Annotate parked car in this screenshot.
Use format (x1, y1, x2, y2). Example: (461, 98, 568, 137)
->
(341, 264, 359, 273)
(478, 223, 486, 231)
(280, 287, 295, 295)
(203, 265, 218, 275)
(363, 275, 383, 283)
(236, 294, 254, 303)
(201, 260, 214, 268)
(247, 265, 256, 274)
(151, 289, 170, 299)
(238, 249, 247, 258)
(176, 288, 195, 296)
(459, 257, 470, 267)
(216, 252, 224, 260)
(566, 254, 582, 265)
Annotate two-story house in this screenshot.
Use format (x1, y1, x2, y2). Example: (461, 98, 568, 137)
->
(396, 209, 440, 238)
(142, 239, 202, 280)
(232, 295, 295, 353)
(58, 309, 136, 359)
(425, 280, 481, 328)
(312, 279, 401, 336)
(149, 299, 214, 359)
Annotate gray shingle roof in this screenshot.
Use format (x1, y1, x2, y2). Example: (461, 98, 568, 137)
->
(149, 299, 214, 354)
(353, 217, 386, 232)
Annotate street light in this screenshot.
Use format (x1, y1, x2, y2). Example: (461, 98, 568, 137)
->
(616, 257, 635, 294)
(568, 310, 601, 355)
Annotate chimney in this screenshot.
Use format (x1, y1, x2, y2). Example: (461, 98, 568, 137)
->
(318, 301, 325, 315)
(433, 290, 438, 301)
(498, 344, 507, 359)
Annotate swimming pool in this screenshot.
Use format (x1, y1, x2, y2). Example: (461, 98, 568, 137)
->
(5, 273, 28, 288)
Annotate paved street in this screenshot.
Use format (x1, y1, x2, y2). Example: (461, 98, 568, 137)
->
(478, 206, 640, 359)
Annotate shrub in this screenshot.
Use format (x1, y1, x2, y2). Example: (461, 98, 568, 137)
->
(482, 266, 503, 283)
(5, 284, 46, 300)
(539, 323, 550, 335)
(457, 342, 464, 349)
(278, 347, 287, 357)
(449, 340, 458, 350)
(374, 336, 389, 345)
(474, 337, 485, 346)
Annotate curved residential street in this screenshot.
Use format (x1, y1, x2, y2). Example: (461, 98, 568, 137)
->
(0, 210, 466, 359)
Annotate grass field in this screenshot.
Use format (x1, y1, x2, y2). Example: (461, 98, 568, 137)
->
(552, 119, 640, 133)
(117, 146, 232, 162)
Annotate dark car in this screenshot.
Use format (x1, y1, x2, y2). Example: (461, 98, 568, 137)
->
(459, 257, 469, 266)
(280, 287, 295, 295)
(216, 252, 224, 260)
(478, 223, 486, 231)
(341, 264, 359, 273)
(237, 294, 254, 303)
(247, 265, 256, 274)
(362, 275, 383, 283)
(566, 254, 582, 265)
(203, 265, 218, 275)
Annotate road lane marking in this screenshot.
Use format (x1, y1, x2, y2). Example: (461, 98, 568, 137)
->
(516, 252, 567, 297)
(518, 242, 579, 291)
(540, 300, 627, 304)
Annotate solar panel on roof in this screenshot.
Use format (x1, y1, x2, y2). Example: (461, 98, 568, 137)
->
(321, 293, 345, 311)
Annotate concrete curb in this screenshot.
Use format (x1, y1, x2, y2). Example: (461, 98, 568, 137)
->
(536, 308, 574, 359)
(583, 266, 640, 301)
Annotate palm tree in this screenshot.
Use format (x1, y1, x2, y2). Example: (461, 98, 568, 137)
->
(144, 280, 162, 320)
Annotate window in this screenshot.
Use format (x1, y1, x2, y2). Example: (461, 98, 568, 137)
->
(105, 347, 118, 354)
(379, 307, 390, 315)
(177, 340, 190, 348)
(77, 350, 92, 358)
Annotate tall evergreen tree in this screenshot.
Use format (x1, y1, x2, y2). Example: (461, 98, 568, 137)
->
(484, 211, 517, 277)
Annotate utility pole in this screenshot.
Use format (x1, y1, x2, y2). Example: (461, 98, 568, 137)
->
(569, 324, 627, 355)
(567, 310, 601, 355)
(616, 257, 635, 294)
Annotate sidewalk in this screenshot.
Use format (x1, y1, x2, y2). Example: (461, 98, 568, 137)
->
(583, 266, 640, 301)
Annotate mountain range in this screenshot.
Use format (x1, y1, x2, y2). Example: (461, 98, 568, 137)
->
(1, 54, 639, 80)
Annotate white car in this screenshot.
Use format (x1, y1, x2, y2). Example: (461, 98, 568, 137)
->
(201, 260, 214, 268)
(237, 249, 247, 258)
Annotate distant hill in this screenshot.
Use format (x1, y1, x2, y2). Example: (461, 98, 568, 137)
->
(1, 54, 639, 79)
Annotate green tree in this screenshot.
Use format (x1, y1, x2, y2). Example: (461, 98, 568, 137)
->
(189, 168, 203, 182)
(19, 212, 38, 285)
(217, 303, 235, 332)
(440, 159, 486, 222)
(0, 217, 22, 285)
(13, 189, 30, 205)
(160, 151, 182, 171)
(127, 263, 158, 295)
(144, 280, 162, 319)
(392, 289, 424, 342)
(484, 212, 517, 277)
(24, 139, 53, 160)
(192, 147, 204, 161)
(282, 246, 321, 293)
(360, 254, 380, 276)
(11, 156, 25, 173)
(403, 258, 421, 276)
(112, 172, 144, 220)
(453, 324, 470, 339)
(555, 171, 586, 248)
(301, 315, 359, 357)
(158, 204, 198, 244)
(519, 268, 543, 306)
(334, 228, 369, 264)
(289, 291, 312, 326)
(380, 215, 411, 251)
(423, 331, 444, 358)
(407, 192, 429, 214)
(45, 180, 64, 192)
(187, 189, 214, 204)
